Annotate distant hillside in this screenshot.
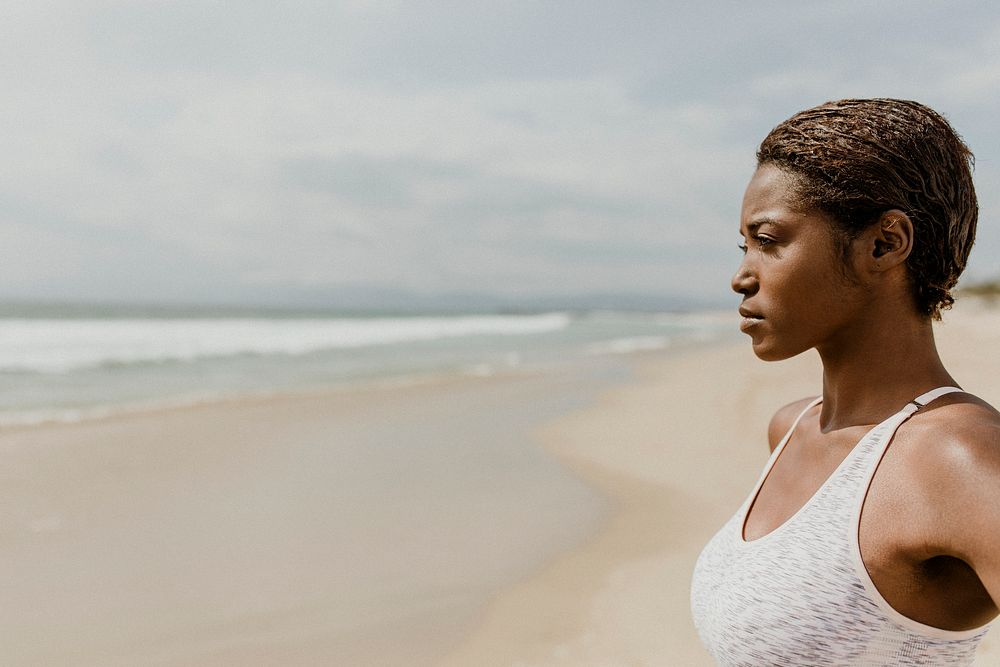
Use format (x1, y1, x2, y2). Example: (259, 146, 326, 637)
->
(961, 280, 1000, 297)
(0, 288, 730, 319)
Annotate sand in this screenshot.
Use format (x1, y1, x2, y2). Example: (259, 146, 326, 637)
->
(0, 386, 442, 666)
(0, 359, 623, 666)
(437, 297, 1000, 666)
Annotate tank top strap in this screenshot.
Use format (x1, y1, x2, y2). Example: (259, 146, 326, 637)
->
(854, 385, 964, 462)
(772, 396, 823, 455)
(900, 385, 964, 416)
(756, 396, 823, 482)
(739, 396, 823, 516)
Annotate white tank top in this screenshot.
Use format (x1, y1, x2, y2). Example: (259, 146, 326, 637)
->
(690, 387, 994, 666)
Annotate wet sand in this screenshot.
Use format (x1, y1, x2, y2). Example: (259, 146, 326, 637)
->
(0, 360, 624, 666)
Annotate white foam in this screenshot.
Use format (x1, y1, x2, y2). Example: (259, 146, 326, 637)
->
(583, 335, 671, 355)
(0, 390, 232, 428)
(0, 313, 572, 374)
(463, 364, 495, 377)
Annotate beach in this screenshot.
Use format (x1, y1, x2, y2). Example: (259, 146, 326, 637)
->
(1, 300, 998, 665)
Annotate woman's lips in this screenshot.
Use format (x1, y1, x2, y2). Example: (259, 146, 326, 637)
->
(739, 310, 764, 331)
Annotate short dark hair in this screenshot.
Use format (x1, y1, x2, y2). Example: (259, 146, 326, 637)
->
(757, 98, 978, 320)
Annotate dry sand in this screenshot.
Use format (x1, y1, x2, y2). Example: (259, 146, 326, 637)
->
(437, 298, 1000, 666)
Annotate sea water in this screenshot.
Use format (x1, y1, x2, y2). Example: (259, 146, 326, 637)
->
(0, 305, 735, 427)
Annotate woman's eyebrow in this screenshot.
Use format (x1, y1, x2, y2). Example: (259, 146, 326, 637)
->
(741, 218, 784, 234)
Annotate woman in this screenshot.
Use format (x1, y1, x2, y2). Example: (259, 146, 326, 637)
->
(690, 99, 999, 666)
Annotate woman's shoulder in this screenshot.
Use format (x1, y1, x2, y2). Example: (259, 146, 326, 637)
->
(905, 393, 1000, 486)
(766, 396, 820, 452)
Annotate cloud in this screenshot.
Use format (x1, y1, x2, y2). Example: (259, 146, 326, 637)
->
(0, 1, 997, 305)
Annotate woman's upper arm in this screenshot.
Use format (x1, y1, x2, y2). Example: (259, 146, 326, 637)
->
(954, 425, 1000, 608)
(920, 411, 1000, 608)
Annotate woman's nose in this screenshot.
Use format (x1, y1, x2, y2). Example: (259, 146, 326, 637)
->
(731, 260, 758, 296)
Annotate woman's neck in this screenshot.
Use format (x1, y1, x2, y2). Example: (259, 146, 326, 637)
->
(815, 308, 955, 432)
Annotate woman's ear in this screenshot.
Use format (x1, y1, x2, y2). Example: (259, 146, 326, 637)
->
(869, 209, 914, 271)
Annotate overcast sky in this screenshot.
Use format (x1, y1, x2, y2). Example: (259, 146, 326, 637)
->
(2, 0, 998, 308)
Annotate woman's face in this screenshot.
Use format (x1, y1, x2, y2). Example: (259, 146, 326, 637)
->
(732, 164, 868, 361)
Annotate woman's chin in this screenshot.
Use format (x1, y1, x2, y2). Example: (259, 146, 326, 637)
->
(750, 338, 802, 362)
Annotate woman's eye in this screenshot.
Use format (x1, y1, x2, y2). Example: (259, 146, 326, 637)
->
(738, 236, 774, 253)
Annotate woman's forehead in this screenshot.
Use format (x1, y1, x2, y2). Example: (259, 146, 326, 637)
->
(740, 165, 836, 235)
(741, 167, 798, 224)
(743, 165, 796, 206)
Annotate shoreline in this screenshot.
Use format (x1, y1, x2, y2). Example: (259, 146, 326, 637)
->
(437, 298, 1000, 666)
(0, 362, 575, 434)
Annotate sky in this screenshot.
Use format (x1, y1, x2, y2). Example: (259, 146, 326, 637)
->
(1, 0, 998, 309)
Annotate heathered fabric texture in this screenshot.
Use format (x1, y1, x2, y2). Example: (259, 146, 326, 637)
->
(691, 387, 993, 666)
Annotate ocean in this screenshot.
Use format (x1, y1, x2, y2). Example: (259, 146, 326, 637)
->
(0, 305, 736, 428)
